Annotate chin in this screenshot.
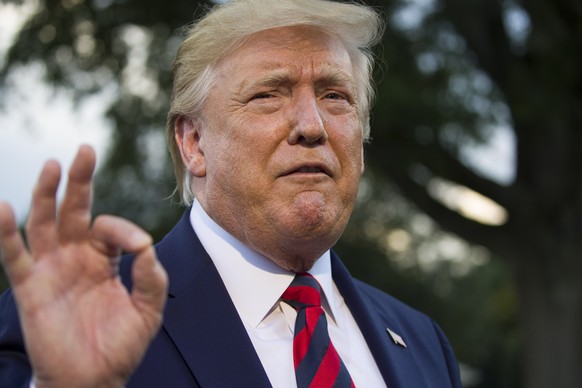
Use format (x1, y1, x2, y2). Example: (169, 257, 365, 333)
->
(283, 196, 347, 234)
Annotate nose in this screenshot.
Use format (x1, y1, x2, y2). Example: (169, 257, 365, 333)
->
(288, 91, 328, 146)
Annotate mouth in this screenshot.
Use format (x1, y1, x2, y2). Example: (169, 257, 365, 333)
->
(282, 163, 332, 177)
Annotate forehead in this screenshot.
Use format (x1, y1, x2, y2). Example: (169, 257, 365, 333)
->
(214, 25, 354, 83)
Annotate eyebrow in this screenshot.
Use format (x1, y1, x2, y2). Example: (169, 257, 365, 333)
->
(237, 65, 356, 95)
(239, 69, 295, 93)
(313, 69, 356, 92)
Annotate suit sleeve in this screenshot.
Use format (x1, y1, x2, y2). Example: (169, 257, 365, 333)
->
(0, 289, 33, 388)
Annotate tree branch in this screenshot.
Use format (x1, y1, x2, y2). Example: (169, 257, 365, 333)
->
(384, 163, 512, 258)
(439, 0, 514, 94)
(415, 143, 521, 209)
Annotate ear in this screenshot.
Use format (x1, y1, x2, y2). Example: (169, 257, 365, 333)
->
(175, 116, 206, 178)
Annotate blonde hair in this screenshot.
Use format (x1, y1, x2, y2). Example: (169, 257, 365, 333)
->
(167, 0, 384, 205)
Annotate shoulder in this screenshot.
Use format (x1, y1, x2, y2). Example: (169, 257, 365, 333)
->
(351, 278, 462, 387)
(352, 277, 446, 341)
(353, 278, 419, 315)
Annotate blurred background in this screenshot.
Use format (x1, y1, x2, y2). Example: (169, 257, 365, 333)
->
(0, 0, 580, 387)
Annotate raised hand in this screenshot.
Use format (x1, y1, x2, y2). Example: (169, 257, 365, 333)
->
(0, 145, 168, 388)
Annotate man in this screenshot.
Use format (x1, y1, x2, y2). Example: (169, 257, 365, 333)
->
(0, 0, 462, 387)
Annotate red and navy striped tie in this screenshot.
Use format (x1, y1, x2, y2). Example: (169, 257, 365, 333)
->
(281, 273, 355, 388)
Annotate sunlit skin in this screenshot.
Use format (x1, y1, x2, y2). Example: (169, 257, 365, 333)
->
(176, 26, 365, 272)
(0, 146, 168, 388)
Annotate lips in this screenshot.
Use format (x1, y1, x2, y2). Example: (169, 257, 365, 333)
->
(296, 166, 325, 173)
(281, 163, 332, 177)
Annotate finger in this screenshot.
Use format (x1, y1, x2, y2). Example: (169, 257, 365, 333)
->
(26, 160, 61, 255)
(91, 215, 154, 255)
(0, 202, 33, 286)
(130, 245, 168, 333)
(57, 145, 96, 242)
(91, 215, 156, 279)
(90, 215, 168, 326)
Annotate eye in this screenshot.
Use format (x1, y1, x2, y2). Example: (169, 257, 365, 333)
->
(325, 92, 346, 100)
(251, 92, 274, 100)
(323, 91, 354, 104)
(246, 90, 283, 113)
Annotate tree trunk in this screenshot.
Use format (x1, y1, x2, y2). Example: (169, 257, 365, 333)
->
(512, 247, 582, 388)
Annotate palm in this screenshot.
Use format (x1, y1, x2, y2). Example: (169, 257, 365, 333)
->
(0, 146, 168, 388)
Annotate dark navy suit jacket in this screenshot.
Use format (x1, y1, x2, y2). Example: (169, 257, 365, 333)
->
(0, 211, 462, 387)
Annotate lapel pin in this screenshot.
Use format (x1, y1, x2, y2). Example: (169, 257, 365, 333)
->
(386, 328, 407, 348)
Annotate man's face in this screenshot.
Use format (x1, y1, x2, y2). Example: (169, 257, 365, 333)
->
(185, 26, 364, 271)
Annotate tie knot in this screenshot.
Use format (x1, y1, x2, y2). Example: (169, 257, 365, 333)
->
(281, 273, 322, 310)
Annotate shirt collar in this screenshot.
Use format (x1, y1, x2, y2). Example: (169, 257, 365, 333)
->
(189, 199, 337, 328)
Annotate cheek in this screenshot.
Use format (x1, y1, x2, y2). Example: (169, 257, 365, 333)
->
(209, 116, 280, 184)
(330, 133, 364, 204)
(333, 122, 364, 173)
(232, 115, 286, 161)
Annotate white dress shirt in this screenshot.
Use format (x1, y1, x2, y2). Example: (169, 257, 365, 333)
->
(191, 200, 386, 387)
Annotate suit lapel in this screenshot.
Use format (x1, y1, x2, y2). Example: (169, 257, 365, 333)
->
(155, 211, 271, 387)
(331, 253, 427, 387)
(134, 211, 433, 387)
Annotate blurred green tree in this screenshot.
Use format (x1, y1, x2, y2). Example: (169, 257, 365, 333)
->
(364, 1, 582, 387)
(1, 0, 580, 387)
